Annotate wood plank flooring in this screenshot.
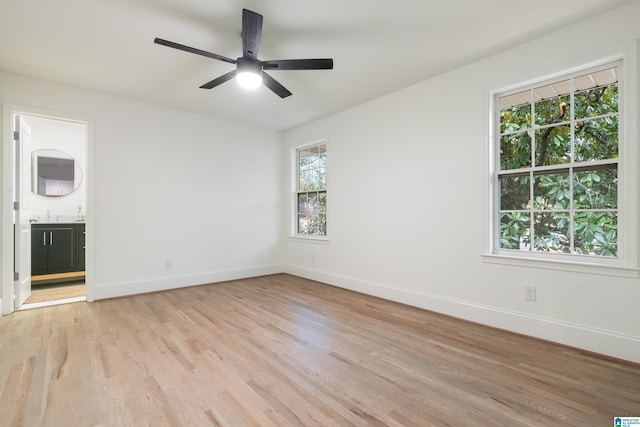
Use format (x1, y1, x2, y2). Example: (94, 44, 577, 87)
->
(1, 274, 638, 426)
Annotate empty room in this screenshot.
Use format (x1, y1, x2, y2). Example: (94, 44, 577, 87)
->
(1, 1, 639, 425)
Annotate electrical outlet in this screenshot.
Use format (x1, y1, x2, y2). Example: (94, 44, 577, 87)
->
(524, 285, 536, 301)
(164, 259, 172, 269)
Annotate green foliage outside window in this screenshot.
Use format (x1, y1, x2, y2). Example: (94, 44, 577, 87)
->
(297, 144, 327, 235)
(497, 66, 619, 257)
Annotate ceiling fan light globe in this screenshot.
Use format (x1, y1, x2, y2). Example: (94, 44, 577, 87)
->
(237, 71, 262, 89)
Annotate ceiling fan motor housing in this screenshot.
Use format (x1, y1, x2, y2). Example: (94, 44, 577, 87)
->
(237, 57, 262, 75)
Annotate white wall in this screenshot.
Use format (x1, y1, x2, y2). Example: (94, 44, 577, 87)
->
(25, 114, 87, 221)
(1, 71, 284, 303)
(283, 2, 640, 363)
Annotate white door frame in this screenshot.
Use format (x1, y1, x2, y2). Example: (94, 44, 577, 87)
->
(14, 114, 32, 307)
(1, 104, 94, 315)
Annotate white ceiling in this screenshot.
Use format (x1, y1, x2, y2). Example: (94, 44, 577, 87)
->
(0, 0, 634, 130)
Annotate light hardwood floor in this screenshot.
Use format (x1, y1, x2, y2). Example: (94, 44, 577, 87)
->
(1, 274, 638, 426)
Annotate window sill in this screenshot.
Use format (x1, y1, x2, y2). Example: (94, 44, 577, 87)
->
(481, 253, 639, 279)
(288, 235, 330, 244)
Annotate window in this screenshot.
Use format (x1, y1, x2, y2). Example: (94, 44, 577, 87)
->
(296, 143, 327, 236)
(495, 63, 620, 259)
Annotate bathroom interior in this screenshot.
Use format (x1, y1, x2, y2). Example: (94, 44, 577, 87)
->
(22, 114, 87, 306)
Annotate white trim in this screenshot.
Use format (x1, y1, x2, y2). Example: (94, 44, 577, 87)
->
(480, 253, 639, 279)
(1, 104, 16, 315)
(619, 39, 639, 270)
(283, 263, 640, 363)
(292, 139, 328, 237)
(491, 50, 630, 101)
(287, 234, 330, 244)
(92, 264, 283, 300)
(17, 296, 86, 310)
(486, 40, 639, 273)
(294, 138, 329, 152)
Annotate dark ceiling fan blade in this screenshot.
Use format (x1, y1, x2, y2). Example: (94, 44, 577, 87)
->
(242, 9, 263, 59)
(156, 8, 333, 97)
(154, 38, 236, 65)
(262, 72, 292, 98)
(199, 70, 237, 89)
(262, 58, 334, 70)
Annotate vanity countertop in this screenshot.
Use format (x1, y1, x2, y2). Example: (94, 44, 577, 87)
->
(31, 221, 85, 225)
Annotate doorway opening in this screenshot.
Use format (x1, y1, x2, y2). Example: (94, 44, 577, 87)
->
(10, 112, 88, 310)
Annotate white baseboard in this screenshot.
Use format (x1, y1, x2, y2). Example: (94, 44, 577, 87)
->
(91, 264, 284, 301)
(283, 264, 640, 364)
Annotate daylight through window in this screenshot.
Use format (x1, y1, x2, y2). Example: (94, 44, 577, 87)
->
(296, 143, 327, 236)
(496, 64, 620, 257)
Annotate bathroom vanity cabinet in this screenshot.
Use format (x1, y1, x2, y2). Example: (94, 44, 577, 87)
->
(31, 223, 85, 276)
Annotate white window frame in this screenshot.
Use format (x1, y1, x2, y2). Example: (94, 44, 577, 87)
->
(483, 45, 639, 279)
(291, 141, 328, 240)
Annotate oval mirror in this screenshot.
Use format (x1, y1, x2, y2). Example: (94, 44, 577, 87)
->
(31, 149, 83, 197)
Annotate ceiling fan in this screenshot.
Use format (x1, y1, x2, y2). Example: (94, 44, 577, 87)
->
(154, 9, 334, 98)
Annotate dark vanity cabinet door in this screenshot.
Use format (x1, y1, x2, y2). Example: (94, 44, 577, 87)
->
(78, 224, 86, 271)
(31, 224, 83, 275)
(31, 228, 49, 275)
(47, 228, 75, 273)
